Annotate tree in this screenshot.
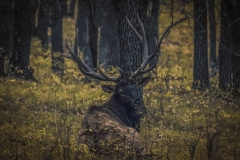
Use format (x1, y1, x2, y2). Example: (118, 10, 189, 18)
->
(145, 0, 159, 66)
(9, 0, 36, 79)
(193, 0, 209, 90)
(208, 0, 217, 66)
(36, 0, 50, 48)
(59, 0, 68, 17)
(50, 0, 64, 76)
(95, 0, 120, 68)
(231, 1, 240, 94)
(76, 0, 98, 70)
(29, 2, 38, 37)
(114, 0, 149, 78)
(69, 0, 76, 18)
(0, 0, 13, 76)
(218, 0, 233, 90)
(114, 0, 149, 132)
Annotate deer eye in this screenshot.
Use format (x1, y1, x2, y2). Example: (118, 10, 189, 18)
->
(119, 89, 124, 95)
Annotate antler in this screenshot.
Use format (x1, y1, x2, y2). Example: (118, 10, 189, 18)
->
(62, 30, 123, 82)
(126, 14, 158, 79)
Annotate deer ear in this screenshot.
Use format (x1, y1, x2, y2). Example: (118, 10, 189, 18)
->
(101, 85, 115, 93)
(137, 77, 150, 87)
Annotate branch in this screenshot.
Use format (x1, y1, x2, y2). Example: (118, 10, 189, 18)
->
(156, 15, 188, 61)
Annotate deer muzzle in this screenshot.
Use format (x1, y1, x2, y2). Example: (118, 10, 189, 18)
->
(132, 99, 145, 116)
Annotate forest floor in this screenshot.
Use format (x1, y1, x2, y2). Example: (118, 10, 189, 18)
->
(1, 1, 240, 160)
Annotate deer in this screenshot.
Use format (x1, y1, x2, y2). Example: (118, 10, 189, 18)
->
(62, 15, 157, 158)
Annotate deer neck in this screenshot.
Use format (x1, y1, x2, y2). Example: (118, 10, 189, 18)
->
(105, 94, 137, 129)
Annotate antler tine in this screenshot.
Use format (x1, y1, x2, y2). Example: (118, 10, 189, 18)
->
(64, 39, 90, 72)
(126, 14, 157, 79)
(139, 37, 157, 70)
(74, 29, 79, 56)
(98, 67, 123, 82)
(62, 40, 75, 61)
(126, 14, 149, 68)
(129, 30, 157, 79)
(116, 67, 124, 77)
(126, 17, 142, 42)
(62, 29, 122, 82)
(137, 14, 148, 61)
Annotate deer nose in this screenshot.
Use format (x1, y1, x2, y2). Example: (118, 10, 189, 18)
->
(133, 99, 142, 106)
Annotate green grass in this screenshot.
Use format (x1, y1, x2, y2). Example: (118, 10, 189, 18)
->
(1, 2, 240, 159)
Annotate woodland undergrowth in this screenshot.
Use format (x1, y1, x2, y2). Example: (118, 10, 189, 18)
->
(0, 2, 240, 160)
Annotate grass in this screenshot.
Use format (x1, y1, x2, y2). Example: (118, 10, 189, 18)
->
(0, 1, 240, 159)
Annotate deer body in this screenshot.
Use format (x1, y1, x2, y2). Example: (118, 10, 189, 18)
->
(77, 79, 150, 156)
(62, 15, 157, 157)
(77, 105, 143, 155)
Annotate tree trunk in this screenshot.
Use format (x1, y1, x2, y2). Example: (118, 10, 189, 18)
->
(69, 0, 76, 18)
(37, 0, 50, 48)
(219, 0, 233, 90)
(193, 0, 209, 90)
(0, 0, 13, 76)
(9, 0, 35, 79)
(146, 0, 159, 67)
(59, 0, 68, 17)
(76, 0, 97, 70)
(231, 1, 240, 94)
(50, 1, 64, 76)
(30, 2, 38, 37)
(114, 0, 149, 132)
(115, 0, 149, 79)
(95, 0, 120, 69)
(208, 0, 217, 66)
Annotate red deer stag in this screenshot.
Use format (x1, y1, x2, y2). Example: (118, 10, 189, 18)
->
(62, 15, 157, 158)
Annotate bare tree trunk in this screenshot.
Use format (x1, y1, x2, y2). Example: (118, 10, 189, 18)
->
(208, 0, 217, 66)
(146, 0, 159, 66)
(76, 0, 97, 70)
(0, 0, 13, 76)
(219, 0, 233, 90)
(114, 0, 149, 132)
(30, 2, 38, 37)
(231, 1, 240, 95)
(69, 0, 76, 18)
(9, 0, 35, 79)
(115, 0, 149, 79)
(95, 0, 120, 69)
(37, 0, 50, 48)
(50, 1, 64, 76)
(193, 0, 209, 90)
(59, 0, 68, 17)
(88, 1, 98, 69)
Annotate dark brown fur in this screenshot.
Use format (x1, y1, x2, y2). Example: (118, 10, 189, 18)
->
(77, 105, 144, 157)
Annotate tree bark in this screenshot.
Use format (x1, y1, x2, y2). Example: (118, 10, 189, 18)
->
(9, 0, 35, 79)
(114, 0, 149, 79)
(114, 0, 149, 132)
(219, 0, 233, 90)
(208, 0, 217, 66)
(193, 0, 209, 90)
(95, 0, 120, 69)
(231, 1, 240, 94)
(37, 0, 50, 48)
(145, 0, 159, 66)
(59, 0, 68, 17)
(69, 0, 76, 18)
(50, 1, 64, 76)
(0, 0, 13, 76)
(30, 2, 38, 37)
(76, 0, 97, 70)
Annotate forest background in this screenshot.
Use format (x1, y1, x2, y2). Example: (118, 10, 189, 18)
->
(0, 0, 240, 159)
